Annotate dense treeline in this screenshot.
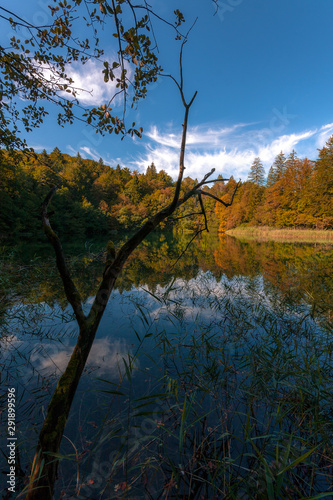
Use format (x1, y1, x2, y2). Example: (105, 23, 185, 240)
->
(1, 135, 333, 241)
(0, 148, 177, 240)
(0, 147, 224, 241)
(216, 136, 333, 231)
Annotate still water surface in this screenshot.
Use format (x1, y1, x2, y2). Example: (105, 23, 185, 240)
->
(1, 232, 333, 498)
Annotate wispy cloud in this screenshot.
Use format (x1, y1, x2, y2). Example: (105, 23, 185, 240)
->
(131, 122, 326, 180)
(257, 130, 317, 163)
(146, 123, 250, 149)
(316, 123, 333, 148)
(80, 146, 103, 162)
(80, 146, 119, 167)
(66, 144, 119, 167)
(29, 144, 50, 152)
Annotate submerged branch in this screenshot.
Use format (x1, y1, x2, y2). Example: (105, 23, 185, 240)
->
(171, 226, 208, 269)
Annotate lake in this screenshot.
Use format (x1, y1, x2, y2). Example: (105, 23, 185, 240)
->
(1, 232, 333, 499)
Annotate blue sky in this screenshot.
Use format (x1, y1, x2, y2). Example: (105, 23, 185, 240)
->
(2, 0, 333, 180)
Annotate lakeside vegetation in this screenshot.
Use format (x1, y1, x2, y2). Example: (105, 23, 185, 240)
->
(226, 226, 333, 243)
(1, 134, 333, 245)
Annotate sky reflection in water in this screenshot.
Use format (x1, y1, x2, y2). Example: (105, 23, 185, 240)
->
(1, 234, 333, 497)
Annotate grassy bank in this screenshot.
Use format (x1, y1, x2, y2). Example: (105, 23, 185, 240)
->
(226, 226, 333, 243)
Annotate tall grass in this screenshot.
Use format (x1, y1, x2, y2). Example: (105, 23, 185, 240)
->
(226, 226, 333, 243)
(2, 244, 333, 499)
(71, 273, 333, 499)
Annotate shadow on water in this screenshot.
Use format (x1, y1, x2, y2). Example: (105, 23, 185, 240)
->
(1, 231, 333, 498)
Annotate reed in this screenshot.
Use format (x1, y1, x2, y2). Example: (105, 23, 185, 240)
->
(226, 226, 333, 243)
(2, 246, 332, 499)
(71, 275, 333, 499)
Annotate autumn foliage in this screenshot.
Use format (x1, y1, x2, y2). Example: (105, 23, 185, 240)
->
(1, 135, 333, 243)
(215, 137, 333, 231)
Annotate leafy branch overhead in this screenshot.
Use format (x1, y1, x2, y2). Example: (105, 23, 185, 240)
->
(0, 1, 185, 150)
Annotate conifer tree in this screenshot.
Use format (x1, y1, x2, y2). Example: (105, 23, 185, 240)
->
(146, 162, 158, 180)
(274, 151, 287, 179)
(248, 157, 265, 185)
(266, 166, 276, 188)
(267, 151, 286, 187)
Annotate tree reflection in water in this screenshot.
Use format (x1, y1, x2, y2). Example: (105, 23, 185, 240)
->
(1, 231, 333, 498)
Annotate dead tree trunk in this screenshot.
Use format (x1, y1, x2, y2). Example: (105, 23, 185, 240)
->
(25, 70, 239, 500)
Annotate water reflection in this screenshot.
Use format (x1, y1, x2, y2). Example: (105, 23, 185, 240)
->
(29, 337, 133, 379)
(1, 232, 332, 320)
(1, 232, 333, 498)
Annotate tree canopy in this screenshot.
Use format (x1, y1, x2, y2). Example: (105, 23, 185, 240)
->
(215, 137, 333, 230)
(0, 1, 187, 150)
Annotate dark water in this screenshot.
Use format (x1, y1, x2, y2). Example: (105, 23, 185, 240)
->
(1, 232, 333, 498)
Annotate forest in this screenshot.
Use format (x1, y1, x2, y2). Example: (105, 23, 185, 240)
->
(1, 135, 333, 242)
(1, 0, 333, 497)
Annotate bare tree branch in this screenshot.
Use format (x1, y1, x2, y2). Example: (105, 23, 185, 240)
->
(200, 177, 229, 185)
(41, 186, 86, 328)
(196, 180, 240, 207)
(198, 193, 208, 232)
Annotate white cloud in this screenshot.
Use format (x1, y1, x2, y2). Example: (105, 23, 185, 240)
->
(30, 338, 136, 379)
(257, 130, 317, 164)
(131, 122, 328, 180)
(38, 56, 132, 107)
(79, 146, 119, 167)
(316, 123, 333, 148)
(146, 123, 249, 149)
(64, 59, 118, 105)
(65, 144, 117, 167)
(29, 144, 50, 152)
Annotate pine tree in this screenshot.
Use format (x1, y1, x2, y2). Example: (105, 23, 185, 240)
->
(285, 150, 297, 172)
(267, 151, 286, 187)
(248, 157, 265, 185)
(275, 151, 287, 178)
(146, 162, 157, 180)
(266, 166, 276, 188)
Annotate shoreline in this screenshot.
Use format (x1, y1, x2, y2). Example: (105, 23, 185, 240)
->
(225, 226, 333, 243)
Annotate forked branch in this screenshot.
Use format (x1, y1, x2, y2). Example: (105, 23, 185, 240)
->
(197, 180, 240, 207)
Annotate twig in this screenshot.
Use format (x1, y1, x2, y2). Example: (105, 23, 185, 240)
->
(197, 180, 240, 207)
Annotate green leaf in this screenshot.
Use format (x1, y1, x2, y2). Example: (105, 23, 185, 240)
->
(277, 445, 319, 475)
